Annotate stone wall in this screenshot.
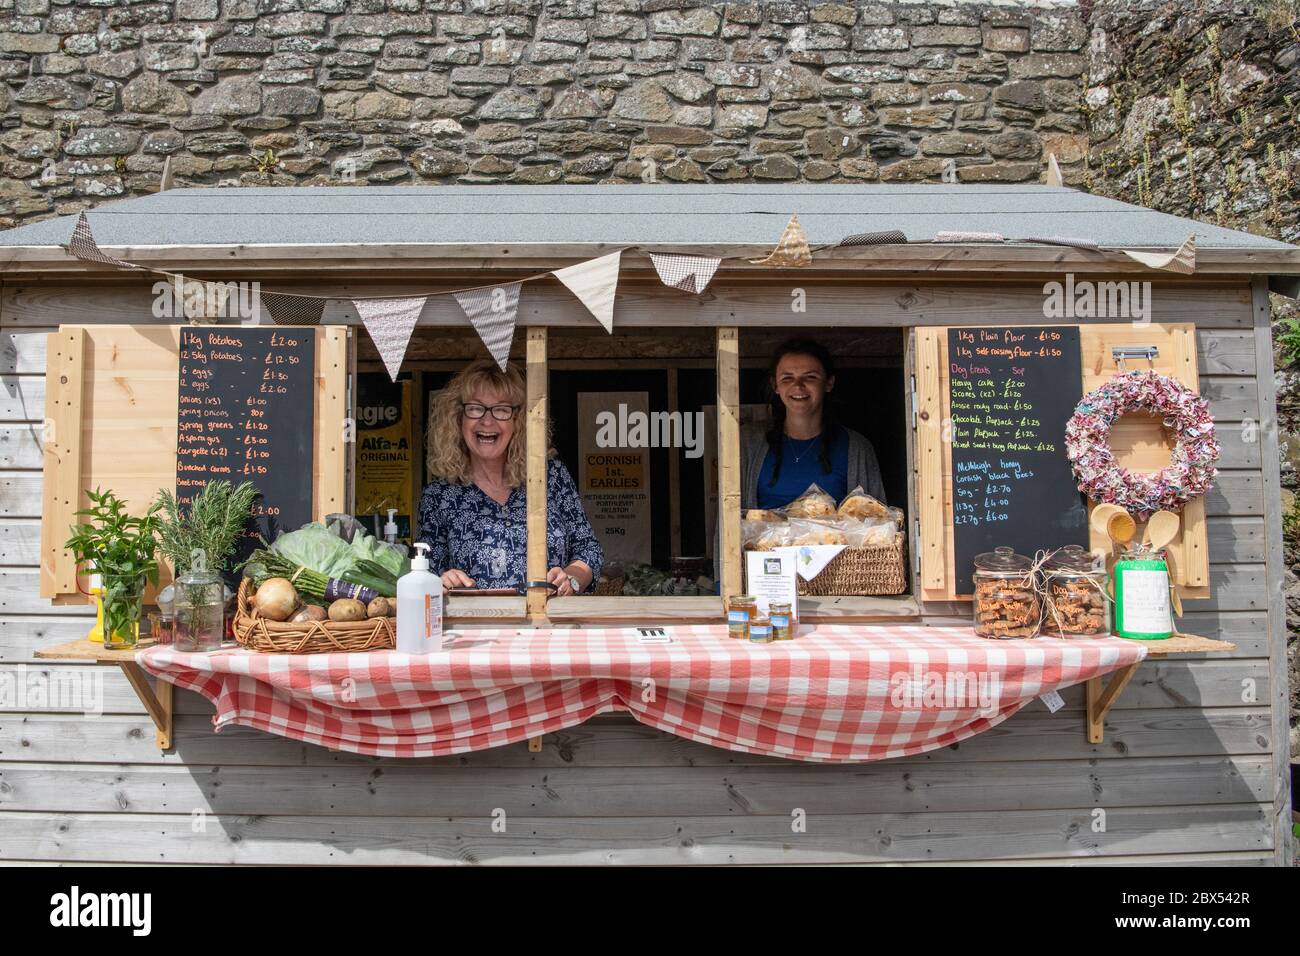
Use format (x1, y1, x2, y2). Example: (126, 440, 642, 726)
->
(1, 0, 1089, 224)
(1084, 0, 1300, 759)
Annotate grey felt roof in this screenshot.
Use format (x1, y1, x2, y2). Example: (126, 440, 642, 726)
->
(1, 183, 1294, 252)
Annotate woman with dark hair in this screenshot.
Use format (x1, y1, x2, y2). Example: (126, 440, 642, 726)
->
(741, 338, 886, 510)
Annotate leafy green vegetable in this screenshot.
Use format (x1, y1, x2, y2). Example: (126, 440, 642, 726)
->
(269, 522, 355, 578)
(347, 527, 408, 580)
(258, 521, 409, 598)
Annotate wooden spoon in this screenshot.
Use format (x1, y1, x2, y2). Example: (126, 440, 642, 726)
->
(1165, 549, 1184, 618)
(1106, 510, 1136, 552)
(1146, 510, 1180, 553)
(1090, 503, 1124, 538)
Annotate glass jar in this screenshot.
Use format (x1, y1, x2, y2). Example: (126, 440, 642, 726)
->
(727, 594, 757, 640)
(769, 601, 793, 641)
(972, 546, 1040, 639)
(172, 569, 225, 652)
(1112, 547, 1173, 640)
(1041, 545, 1109, 637)
(100, 571, 148, 650)
(748, 616, 772, 644)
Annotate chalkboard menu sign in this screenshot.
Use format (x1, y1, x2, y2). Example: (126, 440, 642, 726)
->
(177, 328, 316, 568)
(947, 326, 1089, 594)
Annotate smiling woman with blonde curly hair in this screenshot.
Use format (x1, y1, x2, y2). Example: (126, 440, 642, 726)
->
(418, 359, 602, 595)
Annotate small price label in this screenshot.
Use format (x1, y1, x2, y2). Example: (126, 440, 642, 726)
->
(1039, 690, 1065, 713)
(634, 626, 672, 644)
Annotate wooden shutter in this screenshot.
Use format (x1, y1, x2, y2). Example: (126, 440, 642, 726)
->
(914, 322, 1209, 602)
(40, 324, 351, 603)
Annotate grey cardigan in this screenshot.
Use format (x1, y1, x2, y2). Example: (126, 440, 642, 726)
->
(739, 422, 887, 509)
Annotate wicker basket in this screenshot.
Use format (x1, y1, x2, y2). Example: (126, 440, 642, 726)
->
(795, 532, 909, 596)
(233, 577, 396, 653)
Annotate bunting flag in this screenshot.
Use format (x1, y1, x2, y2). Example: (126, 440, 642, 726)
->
(1044, 152, 1063, 187)
(354, 296, 427, 381)
(749, 213, 812, 267)
(67, 211, 143, 270)
(1120, 233, 1196, 274)
(837, 230, 908, 247)
(454, 281, 522, 371)
(649, 253, 721, 295)
(258, 290, 326, 325)
(1022, 235, 1101, 250)
(934, 231, 1005, 243)
(174, 275, 232, 321)
(553, 250, 621, 333)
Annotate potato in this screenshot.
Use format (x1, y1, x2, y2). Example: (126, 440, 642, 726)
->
(290, 605, 327, 624)
(366, 597, 393, 619)
(327, 598, 367, 622)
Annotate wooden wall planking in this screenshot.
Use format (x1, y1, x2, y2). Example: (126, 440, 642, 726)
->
(0, 707, 1274, 767)
(0, 281, 1285, 867)
(0, 804, 1272, 865)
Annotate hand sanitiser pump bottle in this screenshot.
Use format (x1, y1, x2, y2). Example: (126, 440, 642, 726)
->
(397, 542, 443, 653)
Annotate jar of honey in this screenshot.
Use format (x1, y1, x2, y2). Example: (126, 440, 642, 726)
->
(727, 594, 757, 640)
(748, 616, 772, 644)
(769, 601, 793, 641)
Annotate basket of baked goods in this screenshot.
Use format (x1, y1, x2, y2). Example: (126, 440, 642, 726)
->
(742, 485, 908, 596)
(234, 519, 404, 653)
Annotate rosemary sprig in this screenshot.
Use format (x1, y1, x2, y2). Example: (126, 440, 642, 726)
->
(153, 480, 260, 576)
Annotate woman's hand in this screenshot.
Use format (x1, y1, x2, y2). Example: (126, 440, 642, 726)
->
(546, 562, 592, 596)
(546, 566, 573, 596)
(441, 569, 475, 590)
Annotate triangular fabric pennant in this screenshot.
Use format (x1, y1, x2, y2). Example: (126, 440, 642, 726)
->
(173, 274, 232, 321)
(1022, 235, 1100, 250)
(749, 213, 812, 267)
(67, 212, 143, 270)
(1045, 152, 1063, 187)
(837, 230, 907, 247)
(553, 251, 621, 333)
(454, 281, 521, 371)
(1120, 233, 1196, 274)
(934, 231, 1005, 243)
(258, 291, 325, 325)
(649, 253, 721, 295)
(354, 296, 426, 381)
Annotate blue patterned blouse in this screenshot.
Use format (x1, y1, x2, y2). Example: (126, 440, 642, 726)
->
(417, 458, 603, 593)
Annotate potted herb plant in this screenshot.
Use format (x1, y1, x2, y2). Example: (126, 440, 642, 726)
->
(64, 488, 161, 650)
(153, 480, 259, 652)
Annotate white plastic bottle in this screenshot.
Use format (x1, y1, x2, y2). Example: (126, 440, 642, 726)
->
(396, 542, 443, 653)
(384, 508, 399, 546)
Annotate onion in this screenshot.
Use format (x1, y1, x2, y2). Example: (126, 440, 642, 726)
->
(328, 598, 367, 622)
(255, 577, 299, 622)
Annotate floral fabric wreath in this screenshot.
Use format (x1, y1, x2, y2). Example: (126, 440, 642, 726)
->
(1064, 369, 1219, 521)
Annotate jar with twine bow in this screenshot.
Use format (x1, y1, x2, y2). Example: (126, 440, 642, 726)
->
(972, 546, 1041, 639)
(1036, 545, 1111, 637)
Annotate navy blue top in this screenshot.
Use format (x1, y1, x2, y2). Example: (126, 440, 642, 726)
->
(756, 427, 851, 510)
(417, 458, 603, 592)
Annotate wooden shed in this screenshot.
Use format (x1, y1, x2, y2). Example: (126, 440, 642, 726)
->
(0, 183, 1295, 866)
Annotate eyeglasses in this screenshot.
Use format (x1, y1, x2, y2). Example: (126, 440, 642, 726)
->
(461, 402, 518, 421)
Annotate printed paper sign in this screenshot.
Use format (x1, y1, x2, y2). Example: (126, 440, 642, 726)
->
(746, 550, 798, 620)
(578, 391, 652, 565)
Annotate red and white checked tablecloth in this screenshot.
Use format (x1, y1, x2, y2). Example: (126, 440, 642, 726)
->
(137, 624, 1148, 762)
